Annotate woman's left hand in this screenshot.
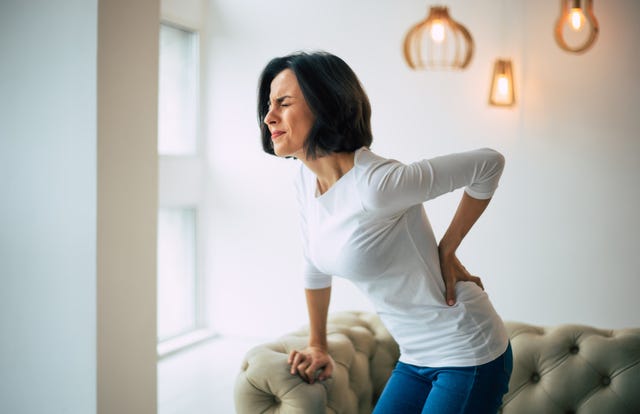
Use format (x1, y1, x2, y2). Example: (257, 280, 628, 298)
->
(438, 249, 484, 306)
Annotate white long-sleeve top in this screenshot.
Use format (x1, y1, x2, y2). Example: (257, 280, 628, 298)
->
(295, 147, 509, 367)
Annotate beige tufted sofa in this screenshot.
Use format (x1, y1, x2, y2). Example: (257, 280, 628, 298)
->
(235, 311, 640, 414)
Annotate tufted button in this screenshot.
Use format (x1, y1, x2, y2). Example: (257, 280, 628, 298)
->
(530, 373, 540, 383)
(601, 376, 611, 386)
(569, 345, 579, 354)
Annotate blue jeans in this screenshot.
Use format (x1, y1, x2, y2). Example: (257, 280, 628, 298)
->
(372, 343, 512, 414)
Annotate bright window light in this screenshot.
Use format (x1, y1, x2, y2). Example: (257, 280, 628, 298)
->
(157, 208, 197, 341)
(158, 23, 199, 155)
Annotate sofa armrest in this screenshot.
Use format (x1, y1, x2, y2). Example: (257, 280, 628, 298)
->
(235, 311, 399, 414)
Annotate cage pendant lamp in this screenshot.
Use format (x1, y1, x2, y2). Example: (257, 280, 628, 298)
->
(554, 0, 599, 54)
(489, 59, 515, 107)
(403, 5, 474, 70)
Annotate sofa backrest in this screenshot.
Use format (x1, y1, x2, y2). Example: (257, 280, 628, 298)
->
(501, 322, 640, 414)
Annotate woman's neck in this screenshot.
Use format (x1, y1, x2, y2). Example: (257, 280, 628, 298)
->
(301, 151, 355, 195)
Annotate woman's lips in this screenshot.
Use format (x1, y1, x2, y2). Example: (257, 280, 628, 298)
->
(271, 131, 285, 140)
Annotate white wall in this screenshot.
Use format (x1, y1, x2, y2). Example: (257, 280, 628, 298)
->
(0, 1, 97, 412)
(202, 0, 640, 338)
(1, 1, 161, 413)
(501, 0, 640, 327)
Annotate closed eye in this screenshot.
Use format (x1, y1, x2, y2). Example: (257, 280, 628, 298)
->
(267, 95, 293, 112)
(274, 95, 292, 107)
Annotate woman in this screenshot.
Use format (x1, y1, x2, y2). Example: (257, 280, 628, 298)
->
(257, 51, 512, 414)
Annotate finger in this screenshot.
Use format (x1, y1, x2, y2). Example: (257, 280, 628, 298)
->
(289, 351, 300, 368)
(297, 361, 311, 382)
(305, 359, 322, 384)
(317, 360, 333, 381)
(445, 275, 456, 306)
(471, 275, 484, 290)
(290, 353, 305, 375)
(288, 349, 297, 365)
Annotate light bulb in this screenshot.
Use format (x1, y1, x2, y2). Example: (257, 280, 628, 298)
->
(430, 20, 445, 43)
(497, 75, 509, 97)
(569, 8, 585, 30)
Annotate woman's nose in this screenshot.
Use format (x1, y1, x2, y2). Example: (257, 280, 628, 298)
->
(264, 107, 277, 125)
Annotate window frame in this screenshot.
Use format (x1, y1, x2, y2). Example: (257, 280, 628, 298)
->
(156, 19, 215, 358)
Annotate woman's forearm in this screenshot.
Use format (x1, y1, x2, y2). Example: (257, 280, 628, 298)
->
(439, 192, 491, 255)
(305, 287, 331, 350)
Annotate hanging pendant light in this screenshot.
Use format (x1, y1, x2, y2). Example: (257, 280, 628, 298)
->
(554, 0, 599, 54)
(489, 59, 515, 107)
(403, 5, 474, 70)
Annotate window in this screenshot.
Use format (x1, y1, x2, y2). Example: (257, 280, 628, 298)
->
(156, 22, 211, 356)
(158, 23, 199, 155)
(157, 208, 197, 340)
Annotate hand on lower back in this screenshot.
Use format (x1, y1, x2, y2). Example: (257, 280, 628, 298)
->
(438, 251, 484, 306)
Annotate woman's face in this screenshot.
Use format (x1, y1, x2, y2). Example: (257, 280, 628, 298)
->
(264, 69, 315, 159)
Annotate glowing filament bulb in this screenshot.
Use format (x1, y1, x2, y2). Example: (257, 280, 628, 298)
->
(497, 75, 510, 97)
(569, 8, 585, 31)
(430, 20, 445, 43)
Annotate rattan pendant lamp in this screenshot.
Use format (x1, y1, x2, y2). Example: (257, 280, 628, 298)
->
(488, 59, 515, 106)
(403, 5, 474, 70)
(554, 0, 599, 54)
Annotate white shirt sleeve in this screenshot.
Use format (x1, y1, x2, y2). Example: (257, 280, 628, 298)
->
(303, 261, 333, 289)
(359, 148, 505, 212)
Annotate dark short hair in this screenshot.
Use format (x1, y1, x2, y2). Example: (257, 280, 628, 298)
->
(257, 51, 373, 159)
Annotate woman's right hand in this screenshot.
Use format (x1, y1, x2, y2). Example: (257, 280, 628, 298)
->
(438, 248, 484, 306)
(288, 346, 334, 384)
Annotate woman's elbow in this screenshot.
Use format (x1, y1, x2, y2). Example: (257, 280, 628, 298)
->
(485, 148, 505, 172)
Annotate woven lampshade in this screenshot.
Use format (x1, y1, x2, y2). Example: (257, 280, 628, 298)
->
(554, 0, 599, 54)
(488, 59, 515, 107)
(403, 6, 474, 70)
